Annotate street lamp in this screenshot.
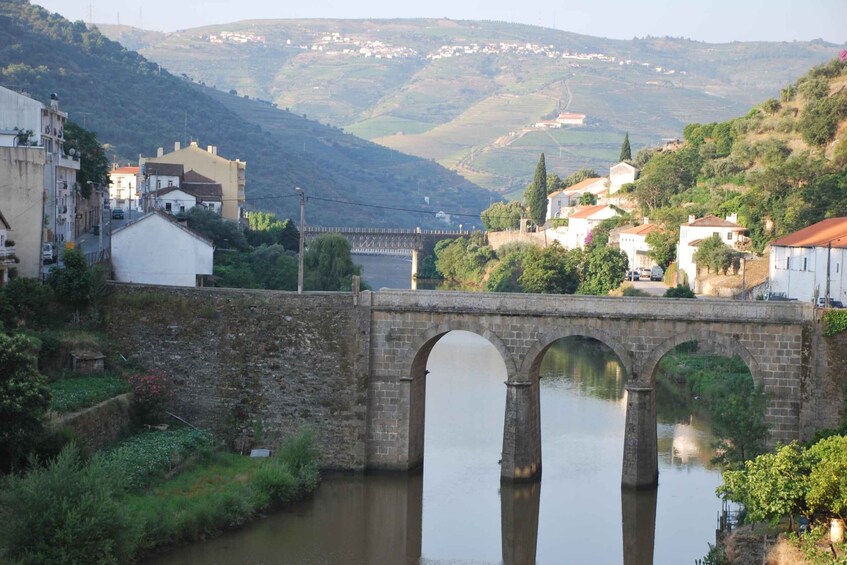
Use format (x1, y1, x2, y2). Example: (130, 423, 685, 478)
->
(87, 181, 102, 256)
(296, 187, 305, 294)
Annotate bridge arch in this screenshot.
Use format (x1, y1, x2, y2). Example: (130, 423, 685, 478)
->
(640, 330, 763, 388)
(518, 327, 633, 384)
(399, 321, 515, 473)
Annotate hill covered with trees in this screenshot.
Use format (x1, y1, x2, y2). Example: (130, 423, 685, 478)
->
(0, 1, 498, 227)
(96, 18, 839, 195)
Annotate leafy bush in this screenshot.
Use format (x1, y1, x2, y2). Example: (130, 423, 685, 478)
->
(823, 310, 847, 336)
(49, 374, 130, 413)
(0, 445, 141, 564)
(104, 428, 214, 491)
(127, 372, 174, 424)
(665, 284, 696, 298)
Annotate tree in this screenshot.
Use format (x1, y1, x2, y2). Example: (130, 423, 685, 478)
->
(485, 252, 526, 293)
(249, 244, 298, 290)
(619, 132, 632, 162)
(518, 243, 580, 294)
(634, 146, 701, 210)
(48, 248, 91, 320)
(245, 212, 299, 250)
(645, 230, 678, 269)
(480, 201, 524, 231)
(64, 121, 109, 198)
(185, 207, 249, 250)
(693, 234, 736, 275)
(524, 153, 548, 225)
(434, 234, 495, 285)
(761, 98, 781, 116)
(0, 333, 51, 472)
(577, 246, 628, 295)
(303, 233, 362, 291)
(562, 167, 599, 188)
(578, 192, 596, 206)
(710, 376, 768, 465)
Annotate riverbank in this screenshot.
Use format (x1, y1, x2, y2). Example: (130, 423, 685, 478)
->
(0, 427, 320, 563)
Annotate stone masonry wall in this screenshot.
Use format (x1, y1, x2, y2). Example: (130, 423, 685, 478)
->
(105, 284, 370, 471)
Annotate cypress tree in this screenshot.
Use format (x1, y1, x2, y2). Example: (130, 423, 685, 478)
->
(524, 153, 548, 225)
(619, 132, 632, 162)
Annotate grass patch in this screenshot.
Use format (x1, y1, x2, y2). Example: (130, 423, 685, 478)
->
(126, 428, 320, 552)
(49, 373, 130, 413)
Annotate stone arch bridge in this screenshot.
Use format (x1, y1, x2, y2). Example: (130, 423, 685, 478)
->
(107, 286, 840, 490)
(364, 291, 816, 488)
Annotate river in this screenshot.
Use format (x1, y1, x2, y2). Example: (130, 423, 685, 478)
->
(150, 256, 722, 564)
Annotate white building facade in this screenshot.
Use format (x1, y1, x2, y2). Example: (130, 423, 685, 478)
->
(108, 166, 141, 211)
(768, 217, 847, 304)
(619, 222, 661, 270)
(111, 211, 214, 287)
(565, 204, 619, 250)
(678, 214, 746, 288)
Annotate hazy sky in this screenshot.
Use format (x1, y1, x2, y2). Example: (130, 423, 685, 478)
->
(33, 0, 847, 44)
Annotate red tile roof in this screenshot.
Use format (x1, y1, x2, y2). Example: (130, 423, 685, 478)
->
(566, 177, 606, 192)
(771, 217, 847, 248)
(686, 215, 745, 229)
(620, 223, 661, 236)
(569, 204, 611, 219)
(111, 166, 139, 175)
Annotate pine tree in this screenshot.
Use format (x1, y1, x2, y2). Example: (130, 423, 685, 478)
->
(619, 132, 632, 162)
(524, 153, 548, 225)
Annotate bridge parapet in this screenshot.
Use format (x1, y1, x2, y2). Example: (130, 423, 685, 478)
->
(366, 290, 815, 324)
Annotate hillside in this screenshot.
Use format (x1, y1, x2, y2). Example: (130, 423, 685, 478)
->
(0, 2, 498, 227)
(625, 56, 847, 253)
(96, 18, 839, 194)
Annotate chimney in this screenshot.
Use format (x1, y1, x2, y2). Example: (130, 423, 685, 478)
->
(157, 147, 164, 157)
(726, 212, 738, 224)
(207, 145, 217, 155)
(174, 141, 181, 152)
(688, 214, 696, 224)
(643, 216, 649, 225)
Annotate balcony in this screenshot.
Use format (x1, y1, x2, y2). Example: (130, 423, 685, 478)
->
(0, 244, 17, 265)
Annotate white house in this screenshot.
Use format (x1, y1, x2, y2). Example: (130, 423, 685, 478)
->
(678, 214, 747, 288)
(108, 165, 141, 211)
(546, 177, 609, 220)
(768, 217, 847, 304)
(619, 221, 662, 270)
(149, 187, 197, 216)
(609, 162, 639, 194)
(566, 204, 619, 249)
(111, 211, 214, 287)
(556, 112, 586, 126)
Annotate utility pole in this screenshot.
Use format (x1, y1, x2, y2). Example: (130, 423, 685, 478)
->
(296, 187, 305, 294)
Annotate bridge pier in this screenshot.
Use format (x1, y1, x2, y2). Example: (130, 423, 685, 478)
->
(621, 385, 658, 489)
(501, 380, 542, 482)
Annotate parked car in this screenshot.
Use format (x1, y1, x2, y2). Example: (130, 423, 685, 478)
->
(41, 242, 55, 263)
(626, 270, 640, 281)
(817, 297, 845, 308)
(112, 208, 124, 219)
(650, 266, 664, 281)
(639, 267, 652, 280)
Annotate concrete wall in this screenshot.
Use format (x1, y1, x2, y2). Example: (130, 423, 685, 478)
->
(0, 147, 45, 277)
(104, 284, 370, 470)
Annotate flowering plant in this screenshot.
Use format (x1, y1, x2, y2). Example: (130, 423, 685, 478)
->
(128, 372, 174, 423)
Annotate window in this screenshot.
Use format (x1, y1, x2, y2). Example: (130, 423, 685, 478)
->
(168, 180, 173, 187)
(786, 257, 790, 270)
(156, 179, 161, 189)
(165, 202, 172, 213)
(803, 257, 807, 271)
(179, 205, 185, 214)
(727, 232, 733, 241)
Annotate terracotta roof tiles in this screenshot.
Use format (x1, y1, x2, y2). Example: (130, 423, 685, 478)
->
(771, 217, 847, 248)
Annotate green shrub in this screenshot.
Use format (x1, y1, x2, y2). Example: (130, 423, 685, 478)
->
(250, 460, 298, 507)
(823, 310, 847, 336)
(0, 445, 141, 564)
(49, 374, 130, 413)
(665, 284, 696, 298)
(104, 428, 214, 491)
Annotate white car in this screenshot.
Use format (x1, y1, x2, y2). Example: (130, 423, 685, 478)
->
(42, 243, 55, 263)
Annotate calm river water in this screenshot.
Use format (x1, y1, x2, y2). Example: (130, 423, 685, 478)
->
(150, 256, 722, 565)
